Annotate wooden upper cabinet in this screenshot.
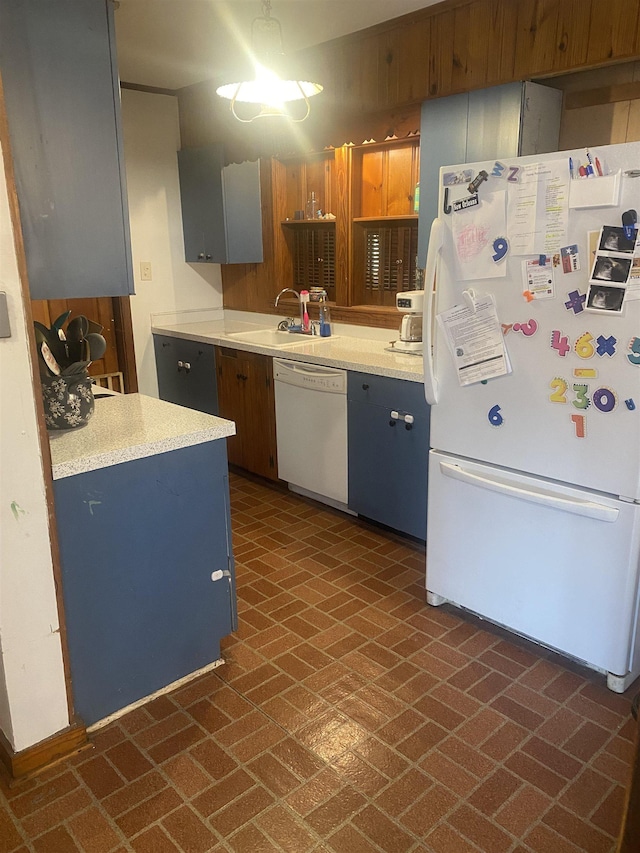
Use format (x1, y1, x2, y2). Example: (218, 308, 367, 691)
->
(0, 0, 134, 301)
(352, 139, 420, 220)
(278, 151, 337, 222)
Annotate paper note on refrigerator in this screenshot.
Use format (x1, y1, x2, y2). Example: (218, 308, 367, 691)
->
(437, 293, 510, 386)
(507, 160, 569, 255)
(451, 190, 507, 280)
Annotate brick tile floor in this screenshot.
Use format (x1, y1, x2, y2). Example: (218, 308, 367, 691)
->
(1, 472, 637, 852)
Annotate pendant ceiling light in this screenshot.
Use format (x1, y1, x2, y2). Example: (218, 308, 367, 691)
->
(216, 0, 323, 122)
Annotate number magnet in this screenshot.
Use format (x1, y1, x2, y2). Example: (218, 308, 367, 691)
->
(575, 332, 595, 359)
(571, 413, 586, 438)
(627, 337, 640, 366)
(551, 330, 570, 357)
(593, 387, 617, 413)
(488, 404, 504, 426)
(512, 319, 538, 336)
(550, 378, 568, 403)
(492, 237, 509, 262)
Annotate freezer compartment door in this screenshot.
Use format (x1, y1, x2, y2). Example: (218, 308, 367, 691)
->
(427, 451, 640, 675)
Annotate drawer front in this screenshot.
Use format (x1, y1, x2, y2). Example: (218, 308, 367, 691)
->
(347, 371, 427, 414)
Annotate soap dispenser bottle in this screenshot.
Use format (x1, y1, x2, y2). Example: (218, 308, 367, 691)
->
(319, 292, 331, 337)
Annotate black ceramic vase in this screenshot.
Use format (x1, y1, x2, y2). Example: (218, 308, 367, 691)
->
(41, 373, 95, 430)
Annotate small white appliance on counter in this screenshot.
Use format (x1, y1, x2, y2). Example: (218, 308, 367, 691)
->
(273, 358, 349, 509)
(423, 141, 640, 691)
(391, 289, 424, 355)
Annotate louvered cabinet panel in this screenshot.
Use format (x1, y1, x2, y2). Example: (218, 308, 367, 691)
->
(361, 223, 418, 306)
(291, 225, 336, 300)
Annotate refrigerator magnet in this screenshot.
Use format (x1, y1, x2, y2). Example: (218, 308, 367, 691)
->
(443, 169, 473, 187)
(487, 404, 504, 426)
(571, 414, 587, 438)
(596, 335, 617, 357)
(512, 319, 538, 336)
(560, 244, 580, 273)
(551, 330, 570, 356)
(564, 289, 586, 313)
(626, 337, 640, 365)
(467, 170, 489, 195)
(625, 399, 636, 410)
(492, 237, 509, 262)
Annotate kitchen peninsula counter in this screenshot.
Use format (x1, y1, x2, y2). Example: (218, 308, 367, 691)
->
(151, 314, 424, 383)
(49, 392, 235, 479)
(50, 393, 237, 727)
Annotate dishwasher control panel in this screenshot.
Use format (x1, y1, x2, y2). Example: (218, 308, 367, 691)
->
(273, 359, 347, 394)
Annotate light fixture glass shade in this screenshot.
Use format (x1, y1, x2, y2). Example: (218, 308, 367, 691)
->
(215, 1, 322, 122)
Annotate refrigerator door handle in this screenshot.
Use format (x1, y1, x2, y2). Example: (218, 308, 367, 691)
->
(439, 461, 620, 522)
(423, 218, 444, 406)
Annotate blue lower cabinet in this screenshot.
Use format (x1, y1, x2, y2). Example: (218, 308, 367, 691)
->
(54, 441, 236, 726)
(348, 372, 430, 540)
(153, 334, 218, 415)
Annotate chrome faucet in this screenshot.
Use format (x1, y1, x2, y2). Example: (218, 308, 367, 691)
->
(274, 288, 305, 330)
(274, 287, 299, 307)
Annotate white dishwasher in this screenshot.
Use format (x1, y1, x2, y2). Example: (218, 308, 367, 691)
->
(273, 358, 348, 507)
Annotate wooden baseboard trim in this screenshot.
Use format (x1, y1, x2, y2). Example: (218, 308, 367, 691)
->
(0, 721, 88, 781)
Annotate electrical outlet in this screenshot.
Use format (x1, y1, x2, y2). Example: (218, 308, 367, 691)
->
(140, 261, 152, 281)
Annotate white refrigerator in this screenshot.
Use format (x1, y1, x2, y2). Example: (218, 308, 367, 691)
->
(422, 141, 640, 692)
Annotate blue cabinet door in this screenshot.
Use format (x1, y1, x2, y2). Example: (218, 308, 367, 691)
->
(154, 335, 218, 415)
(178, 146, 263, 264)
(348, 373, 430, 540)
(55, 441, 236, 725)
(0, 0, 133, 299)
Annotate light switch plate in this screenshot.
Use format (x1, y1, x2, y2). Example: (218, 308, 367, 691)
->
(0, 292, 11, 337)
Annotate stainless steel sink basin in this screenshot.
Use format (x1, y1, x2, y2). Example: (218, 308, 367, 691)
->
(226, 328, 335, 348)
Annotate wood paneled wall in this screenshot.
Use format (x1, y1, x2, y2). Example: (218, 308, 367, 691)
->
(177, 0, 640, 318)
(180, 0, 640, 160)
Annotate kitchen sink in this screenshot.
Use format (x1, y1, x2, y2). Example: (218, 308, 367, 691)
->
(226, 328, 334, 348)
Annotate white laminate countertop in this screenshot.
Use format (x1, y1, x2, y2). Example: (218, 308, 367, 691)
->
(49, 393, 236, 480)
(151, 315, 425, 382)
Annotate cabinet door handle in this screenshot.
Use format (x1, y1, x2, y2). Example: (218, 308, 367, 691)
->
(236, 373, 247, 381)
(197, 253, 205, 260)
(205, 254, 212, 260)
(362, 383, 369, 390)
(389, 419, 396, 427)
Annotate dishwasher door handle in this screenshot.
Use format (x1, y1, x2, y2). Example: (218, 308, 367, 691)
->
(274, 358, 343, 379)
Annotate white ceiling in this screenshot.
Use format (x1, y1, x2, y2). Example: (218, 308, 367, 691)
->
(114, 0, 441, 90)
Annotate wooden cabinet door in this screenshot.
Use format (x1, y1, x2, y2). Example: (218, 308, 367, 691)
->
(216, 347, 278, 481)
